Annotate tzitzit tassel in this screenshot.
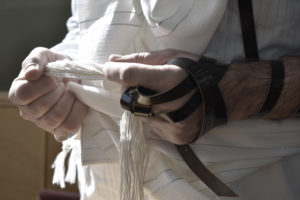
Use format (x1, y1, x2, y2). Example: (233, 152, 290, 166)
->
(46, 60, 149, 200)
(45, 59, 105, 80)
(120, 111, 149, 200)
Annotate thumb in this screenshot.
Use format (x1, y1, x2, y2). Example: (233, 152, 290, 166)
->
(103, 62, 187, 92)
(109, 52, 151, 64)
(109, 50, 200, 65)
(23, 62, 43, 82)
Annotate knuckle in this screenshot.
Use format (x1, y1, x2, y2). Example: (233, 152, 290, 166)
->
(38, 98, 51, 111)
(19, 107, 35, 121)
(22, 56, 39, 68)
(170, 126, 192, 145)
(32, 47, 49, 56)
(53, 134, 69, 142)
(30, 56, 40, 64)
(19, 110, 28, 120)
(43, 119, 58, 129)
(14, 83, 31, 104)
(42, 110, 64, 128)
(22, 47, 49, 68)
(120, 66, 135, 85)
(61, 122, 80, 134)
(132, 53, 146, 63)
(50, 108, 65, 121)
(164, 49, 178, 58)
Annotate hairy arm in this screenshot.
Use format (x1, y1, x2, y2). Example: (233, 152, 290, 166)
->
(219, 56, 300, 121)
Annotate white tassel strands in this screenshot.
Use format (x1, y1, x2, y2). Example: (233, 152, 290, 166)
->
(45, 59, 105, 80)
(120, 111, 149, 200)
(46, 60, 149, 200)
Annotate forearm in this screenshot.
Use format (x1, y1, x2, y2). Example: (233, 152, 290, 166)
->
(219, 56, 300, 121)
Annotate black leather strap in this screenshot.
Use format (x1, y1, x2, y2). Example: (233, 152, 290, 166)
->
(167, 57, 237, 197)
(167, 58, 228, 135)
(176, 145, 237, 197)
(120, 83, 202, 123)
(260, 60, 285, 113)
(137, 75, 196, 105)
(155, 91, 202, 123)
(238, 0, 259, 60)
(120, 57, 235, 197)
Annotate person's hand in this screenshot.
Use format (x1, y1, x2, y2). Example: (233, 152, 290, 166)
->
(104, 49, 202, 144)
(8, 47, 88, 141)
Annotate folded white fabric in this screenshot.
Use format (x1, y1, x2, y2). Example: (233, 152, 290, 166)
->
(47, 59, 149, 200)
(46, 59, 300, 200)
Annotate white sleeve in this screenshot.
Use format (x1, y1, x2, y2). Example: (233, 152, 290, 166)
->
(51, 0, 80, 59)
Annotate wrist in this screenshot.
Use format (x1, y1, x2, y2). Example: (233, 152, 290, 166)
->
(218, 61, 270, 121)
(219, 56, 300, 121)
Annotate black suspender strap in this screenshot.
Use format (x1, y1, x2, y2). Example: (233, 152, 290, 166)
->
(238, 0, 259, 60)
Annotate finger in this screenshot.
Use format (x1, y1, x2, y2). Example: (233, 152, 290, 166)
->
(10, 76, 59, 106)
(54, 99, 88, 137)
(109, 50, 200, 65)
(148, 107, 202, 145)
(22, 47, 68, 82)
(19, 83, 65, 120)
(104, 62, 187, 91)
(109, 52, 151, 64)
(54, 134, 69, 142)
(151, 89, 196, 113)
(22, 47, 49, 81)
(38, 91, 76, 129)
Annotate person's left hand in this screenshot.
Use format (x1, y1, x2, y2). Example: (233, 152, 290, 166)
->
(103, 49, 202, 144)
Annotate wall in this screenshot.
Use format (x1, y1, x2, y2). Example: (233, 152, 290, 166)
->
(0, 0, 71, 91)
(0, 97, 78, 200)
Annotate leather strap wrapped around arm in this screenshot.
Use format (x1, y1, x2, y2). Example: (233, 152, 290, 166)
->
(260, 60, 285, 114)
(167, 57, 237, 197)
(167, 57, 229, 137)
(120, 75, 202, 123)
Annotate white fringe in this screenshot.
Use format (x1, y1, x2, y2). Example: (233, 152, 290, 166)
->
(45, 59, 105, 80)
(120, 111, 149, 200)
(51, 137, 82, 189)
(47, 60, 149, 200)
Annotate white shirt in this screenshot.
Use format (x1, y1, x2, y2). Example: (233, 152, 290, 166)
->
(52, 0, 300, 199)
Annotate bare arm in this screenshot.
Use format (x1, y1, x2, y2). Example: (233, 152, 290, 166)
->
(104, 50, 300, 144)
(220, 56, 300, 121)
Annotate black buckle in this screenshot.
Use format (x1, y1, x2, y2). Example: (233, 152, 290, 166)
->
(120, 87, 153, 117)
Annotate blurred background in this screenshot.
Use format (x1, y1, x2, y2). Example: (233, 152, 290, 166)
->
(0, 0, 79, 199)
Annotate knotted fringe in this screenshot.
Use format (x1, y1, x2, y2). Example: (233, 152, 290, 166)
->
(47, 60, 149, 200)
(52, 137, 83, 189)
(120, 111, 149, 200)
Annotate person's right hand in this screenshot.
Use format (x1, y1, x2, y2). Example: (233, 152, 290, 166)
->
(8, 47, 88, 141)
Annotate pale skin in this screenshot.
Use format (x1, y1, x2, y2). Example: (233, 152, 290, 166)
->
(9, 48, 202, 144)
(104, 50, 300, 144)
(104, 50, 203, 144)
(9, 48, 300, 144)
(8, 47, 88, 141)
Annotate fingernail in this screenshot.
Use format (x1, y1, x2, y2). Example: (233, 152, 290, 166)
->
(109, 54, 123, 60)
(25, 64, 39, 74)
(54, 134, 68, 142)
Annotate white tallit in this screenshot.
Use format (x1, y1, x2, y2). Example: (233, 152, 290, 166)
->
(51, 0, 300, 200)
